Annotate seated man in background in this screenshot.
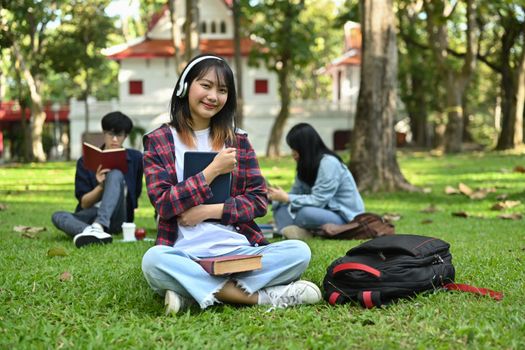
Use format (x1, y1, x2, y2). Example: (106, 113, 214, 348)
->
(52, 111, 143, 248)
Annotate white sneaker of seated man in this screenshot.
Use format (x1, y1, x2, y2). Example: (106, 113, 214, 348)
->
(73, 223, 113, 248)
(259, 280, 322, 311)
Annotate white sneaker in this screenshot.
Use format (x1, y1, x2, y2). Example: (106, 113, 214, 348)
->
(73, 223, 112, 248)
(281, 225, 314, 240)
(262, 280, 322, 309)
(165, 290, 195, 315)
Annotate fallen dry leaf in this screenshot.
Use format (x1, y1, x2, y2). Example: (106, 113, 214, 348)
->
(0, 203, 7, 211)
(59, 271, 73, 282)
(496, 194, 508, 201)
(13, 225, 47, 233)
(421, 219, 433, 224)
(468, 190, 489, 200)
(383, 213, 401, 222)
(420, 204, 439, 213)
(491, 200, 521, 211)
(445, 186, 460, 195)
(458, 183, 473, 196)
(513, 165, 525, 173)
(452, 211, 469, 218)
(498, 213, 522, 220)
(21, 232, 38, 239)
(47, 247, 68, 258)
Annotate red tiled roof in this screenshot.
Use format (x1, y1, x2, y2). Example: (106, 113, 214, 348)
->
(106, 38, 256, 59)
(147, 5, 168, 32)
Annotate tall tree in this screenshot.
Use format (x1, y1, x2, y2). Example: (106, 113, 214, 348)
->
(247, 0, 314, 157)
(291, 0, 342, 100)
(423, 0, 479, 153)
(1, 1, 59, 161)
(184, 0, 200, 62)
(477, 2, 525, 150)
(232, 0, 244, 128)
(168, 0, 182, 74)
(47, 0, 115, 132)
(398, 1, 438, 148)
(349, 0, 413, 191)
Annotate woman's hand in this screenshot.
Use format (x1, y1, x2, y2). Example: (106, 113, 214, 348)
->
(177, 204, 224, 226)
(95, 165, 110, 188)
(211, 147, 237, 175)
(203, 148, 237, 185)
(268, 186, 289, 203)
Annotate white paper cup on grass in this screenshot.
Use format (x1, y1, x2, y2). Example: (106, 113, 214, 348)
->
(122, 222, 136, 242)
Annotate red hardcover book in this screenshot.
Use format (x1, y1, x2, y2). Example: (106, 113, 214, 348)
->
(82, 142, 128, 173)
(197, 255, 262, 275)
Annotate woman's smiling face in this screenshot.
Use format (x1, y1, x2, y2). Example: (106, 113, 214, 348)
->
(187, 68, 228, 130)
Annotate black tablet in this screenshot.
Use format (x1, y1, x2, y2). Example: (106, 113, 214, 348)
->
(183, 151, 232, 204)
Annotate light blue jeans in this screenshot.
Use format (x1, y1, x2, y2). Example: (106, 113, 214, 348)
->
(272, 202, 346, 232)
(141, 240, 311, 309)
(51, 170, 127, 236)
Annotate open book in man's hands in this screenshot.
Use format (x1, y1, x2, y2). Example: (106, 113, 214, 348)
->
(197, 255, 262, 275)
(82, 142, 128, 173)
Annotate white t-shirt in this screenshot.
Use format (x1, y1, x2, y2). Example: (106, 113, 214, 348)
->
(170, 127, 250, 257)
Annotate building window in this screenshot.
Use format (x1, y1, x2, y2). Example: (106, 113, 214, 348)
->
(211, 21, 216, 33)
(201, 21, 207, 33)
(254, 79, 268, 94)
(129, 80, 143, 95)
(220, 21, 226, 33)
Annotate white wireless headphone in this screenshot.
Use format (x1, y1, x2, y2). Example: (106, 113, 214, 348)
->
(175, 55, 224, 98)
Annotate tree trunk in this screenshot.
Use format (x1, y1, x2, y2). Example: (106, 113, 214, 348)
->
(264, 2, 296, 158)
(425, 0, 478, 154)
(232, 0, 244, 128)
(407, 73, 429, 148)
(191, 0, 200, 56)
(266, 65, 290, 158)
(184, 0, 200, 62)
(12, 42, 46, 162)
(349, 0, 414, 192)
(14, 67, 31, 161)
(462, 97, 474, 142)
(443, 74, 464, 153)
(516, 49, 525, 145)
(168, 0, 182, 74)
(496, 37, 525, 150)
(84, 69, 91, 133)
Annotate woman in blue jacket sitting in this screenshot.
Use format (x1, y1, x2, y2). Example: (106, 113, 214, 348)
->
(268, 123, 365, 239)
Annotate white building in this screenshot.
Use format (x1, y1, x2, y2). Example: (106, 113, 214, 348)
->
(68, 3, 359, 158)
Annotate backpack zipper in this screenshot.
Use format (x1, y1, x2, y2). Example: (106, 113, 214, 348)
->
(433, 254, 445, 264)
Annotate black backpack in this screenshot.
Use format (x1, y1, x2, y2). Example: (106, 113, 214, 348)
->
(323, 234, 502, 308)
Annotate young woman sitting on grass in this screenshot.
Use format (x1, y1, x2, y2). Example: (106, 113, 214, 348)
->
(141, 54, 321, 315)
(268, 123, 365, 239)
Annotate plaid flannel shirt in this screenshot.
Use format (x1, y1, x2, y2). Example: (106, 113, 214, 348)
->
(143, 124, 269, 247)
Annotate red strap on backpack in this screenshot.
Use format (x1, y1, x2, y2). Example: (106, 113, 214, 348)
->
(332, 262, 381, 277)
(443, 283, 503, 301)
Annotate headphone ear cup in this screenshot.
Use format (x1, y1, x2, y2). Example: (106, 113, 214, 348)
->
(176, 82, 188, 98)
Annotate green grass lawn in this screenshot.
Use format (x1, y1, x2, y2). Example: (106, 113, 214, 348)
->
(1, 151, 524, 349)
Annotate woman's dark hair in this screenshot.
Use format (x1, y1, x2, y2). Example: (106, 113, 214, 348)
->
(286, 123, 342, 187)
(101, 111, 133, 134)
(169, 54, 237, 149)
